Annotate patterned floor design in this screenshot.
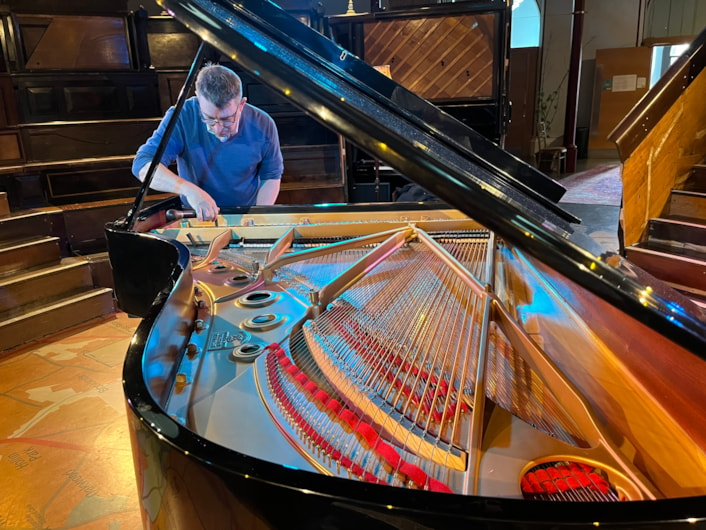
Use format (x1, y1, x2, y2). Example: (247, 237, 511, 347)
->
(0, 313, 143, 529)
(559, 163, 623, 206)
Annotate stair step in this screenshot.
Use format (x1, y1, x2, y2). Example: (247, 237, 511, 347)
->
(0, 287, 115, 352)
(683, 164, 706, 192)
(0, 236, 62, 276)
(625, 244, 706, 297)
(666, 189, 706, 222)
(0, 208, 63, 242)
(0, 258, 94, 316)
(644, 217, 706, 260)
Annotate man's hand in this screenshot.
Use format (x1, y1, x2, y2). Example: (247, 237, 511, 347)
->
(182, 183, 220, 221)
(138, 163, 219, 221)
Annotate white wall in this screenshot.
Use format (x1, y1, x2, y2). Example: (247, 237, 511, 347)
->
(539, 0, 642, 142)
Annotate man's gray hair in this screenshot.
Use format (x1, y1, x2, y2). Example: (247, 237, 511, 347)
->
(195, 63, 243, 108)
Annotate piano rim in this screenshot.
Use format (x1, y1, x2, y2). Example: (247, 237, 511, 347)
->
(121, 237, 706, 528)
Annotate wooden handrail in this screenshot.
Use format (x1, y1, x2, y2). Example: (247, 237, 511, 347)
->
(609, 26, 706, 160)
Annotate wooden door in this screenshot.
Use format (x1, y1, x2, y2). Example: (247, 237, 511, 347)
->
(505, 47, 538, 160)
(590, 47, 652, 152)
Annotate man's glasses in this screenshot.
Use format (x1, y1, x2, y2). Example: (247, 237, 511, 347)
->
(200, 97, 247, 129)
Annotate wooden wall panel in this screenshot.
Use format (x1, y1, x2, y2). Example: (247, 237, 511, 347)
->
(45, 165, 139, 203)
(0, 76, 19, 127)
(16, 15, 132, 70)
(20, 119, 158, 163)
(0, 131, 23, 164)
(15, 73, 160, 122)
(6, 0, 128, 15)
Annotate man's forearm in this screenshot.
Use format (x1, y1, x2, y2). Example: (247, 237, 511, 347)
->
(256, 179, 281, 205)
(137, 163, 190, 195)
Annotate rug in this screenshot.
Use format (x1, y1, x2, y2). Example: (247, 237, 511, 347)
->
(558, 163, 623, 206)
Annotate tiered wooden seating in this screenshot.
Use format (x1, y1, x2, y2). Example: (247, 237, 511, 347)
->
(0, 204, 115, 352)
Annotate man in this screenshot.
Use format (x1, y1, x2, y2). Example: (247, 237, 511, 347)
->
(132, 63, 284, 220)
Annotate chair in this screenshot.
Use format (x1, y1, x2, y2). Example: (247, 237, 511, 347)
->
(536, 147, 567, 176)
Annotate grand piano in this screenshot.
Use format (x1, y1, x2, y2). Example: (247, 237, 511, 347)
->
(106, 0, 706, 527)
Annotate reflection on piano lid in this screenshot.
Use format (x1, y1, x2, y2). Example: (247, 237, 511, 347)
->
(106, 0, 706, 528)
(153, 0, 706, 354)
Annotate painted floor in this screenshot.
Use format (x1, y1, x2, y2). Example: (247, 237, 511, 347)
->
(0, 313, 142, 529)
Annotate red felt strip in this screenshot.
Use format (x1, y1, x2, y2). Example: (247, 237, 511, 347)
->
(526, 473, 543, 493)
(398, 462, 427, 486)
(555, 478, 569, 492)
(588, 472, 611, 494)
(363, 471, 378, 483)
(566, 476, 580, 490)
(340, 409, 357, 427)
(520, 476, 532, 493)
(426, 477, 454, 494)
(326, 399, 342, 414)
(547, 467, 561, 480)
(374, 440, 401, 468)
(542, 480, 558, 494)
(278, 356, 292, 368)
(355, 422, 378, 446)
(266, 341, 455, 494)
(535, 469, 551, 483)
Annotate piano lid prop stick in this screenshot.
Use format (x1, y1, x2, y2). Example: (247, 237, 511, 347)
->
(123, 41, 208, 231)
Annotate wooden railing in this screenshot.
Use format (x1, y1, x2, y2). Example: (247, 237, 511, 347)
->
(609, 26, 706, 247)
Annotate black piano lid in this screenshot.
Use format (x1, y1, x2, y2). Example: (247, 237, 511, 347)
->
(156, 0, 706, 354)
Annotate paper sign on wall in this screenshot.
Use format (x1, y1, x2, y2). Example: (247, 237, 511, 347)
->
(612, 74, 637, 92)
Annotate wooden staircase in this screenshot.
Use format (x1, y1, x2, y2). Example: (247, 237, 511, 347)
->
(609, 27, 706, 306)
(0, 192, 116, 353)
(624, 164, 706, 301)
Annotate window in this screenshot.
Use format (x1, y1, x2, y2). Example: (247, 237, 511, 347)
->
(650, 43, 689, 86)
(511, 0, 540, 48)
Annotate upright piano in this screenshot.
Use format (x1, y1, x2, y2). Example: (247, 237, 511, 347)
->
(106, 0, 706, 527)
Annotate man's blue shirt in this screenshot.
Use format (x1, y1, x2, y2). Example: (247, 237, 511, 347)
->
(133, 96, 283, 207)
